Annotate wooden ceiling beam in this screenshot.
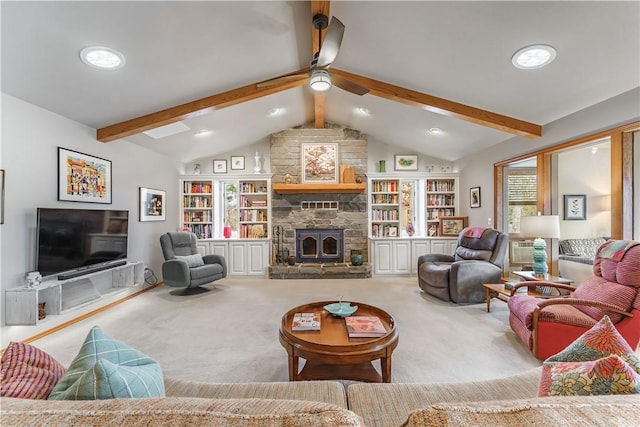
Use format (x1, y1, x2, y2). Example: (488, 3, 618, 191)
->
(331, 68, 542, 139)
(96, 70, 309, 142)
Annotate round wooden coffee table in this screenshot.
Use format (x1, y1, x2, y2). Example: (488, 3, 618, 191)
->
(279, 301, 399, 383)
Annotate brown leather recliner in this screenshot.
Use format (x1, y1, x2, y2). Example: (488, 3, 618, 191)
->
(417, 227, 508, 303)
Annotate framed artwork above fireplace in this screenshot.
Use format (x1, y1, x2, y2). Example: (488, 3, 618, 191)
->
(301, 143, 338, 183)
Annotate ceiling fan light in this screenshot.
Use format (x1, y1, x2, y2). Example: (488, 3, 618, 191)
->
(310, 69, 332, 92)
(512, 44, 556, 69)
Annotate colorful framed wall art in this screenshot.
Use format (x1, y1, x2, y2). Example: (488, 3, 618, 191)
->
(58, 147, 112, 204)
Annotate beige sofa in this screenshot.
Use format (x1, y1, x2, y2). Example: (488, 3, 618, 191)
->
(2, 368, 639, 426)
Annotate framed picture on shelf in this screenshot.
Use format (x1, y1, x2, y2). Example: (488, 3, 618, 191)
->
(231, 156, 245, 170)
(563, 194, 586, 220)
(139, 187, 166, 221)
(213, 159, 227, 174)
(470, 187, 481, 208)
(301, 143, 338, 183)
(394, 154, 418, 171)
(58, 147, 112, 204)
(440, 216, 468, 237)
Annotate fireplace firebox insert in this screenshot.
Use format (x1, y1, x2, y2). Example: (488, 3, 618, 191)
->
(295, 228, 344, 263)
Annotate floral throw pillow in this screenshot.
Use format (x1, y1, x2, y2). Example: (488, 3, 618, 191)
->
(539, 354, 640, 396)
(538, 315, 640, 396)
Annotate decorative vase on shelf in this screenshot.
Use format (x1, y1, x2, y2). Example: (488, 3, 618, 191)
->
(379, 160, 386, 173)
(223, 220, 232, 238)
(406, 222, 415, 237)
(287, 256, 296, 266)
(254, 152, 262, 174)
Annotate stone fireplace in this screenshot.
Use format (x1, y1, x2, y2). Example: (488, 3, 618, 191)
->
(268, 124, 371, 278)
(296, 228, 343, 263)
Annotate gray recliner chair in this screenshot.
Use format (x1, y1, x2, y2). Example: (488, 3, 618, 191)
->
(159, 231, 227, 290)
(417, 227, 508, 303)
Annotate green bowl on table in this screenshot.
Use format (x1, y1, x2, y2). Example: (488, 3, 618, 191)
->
(324, 302, 358, 317)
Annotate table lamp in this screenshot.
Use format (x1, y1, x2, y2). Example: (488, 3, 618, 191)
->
(519, 214, 560, 277)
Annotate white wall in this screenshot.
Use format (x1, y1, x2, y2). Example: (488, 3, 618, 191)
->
(1, 93, 182, 327)
(558, 142, 611, 238)
(456, 88, 640, 229)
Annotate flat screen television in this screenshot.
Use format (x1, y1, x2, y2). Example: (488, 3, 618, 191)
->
(36, 208, 129, 279)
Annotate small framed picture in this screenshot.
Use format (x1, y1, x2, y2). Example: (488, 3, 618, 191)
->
(394, 154, 418, 171)
(213, 159, 227, 174)
(440, 216, 469, 237)
(470, 187, 481, 208)
(139, 187, 166, 221)
(230, 156, 245, 170)
(564, 194, 586, 220)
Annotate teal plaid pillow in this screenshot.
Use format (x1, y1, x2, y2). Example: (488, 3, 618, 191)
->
(48, 326, 164, 400)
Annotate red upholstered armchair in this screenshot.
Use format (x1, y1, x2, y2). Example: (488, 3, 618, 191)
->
(507, 240, 640, 360)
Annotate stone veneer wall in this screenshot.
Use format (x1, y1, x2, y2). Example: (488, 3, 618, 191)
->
(270, 124, 369, 263)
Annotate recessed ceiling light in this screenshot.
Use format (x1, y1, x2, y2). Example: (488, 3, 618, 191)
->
(512, 44, 556, 69)
(195, 129, 213, 138)
(80, 46, 125, 70)
(355, 107, 371, 116)
(428, 127, 443, 135)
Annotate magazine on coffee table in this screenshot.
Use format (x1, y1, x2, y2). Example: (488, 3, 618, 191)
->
(345, 316, 387, 337)
(292, 312, 321, 331)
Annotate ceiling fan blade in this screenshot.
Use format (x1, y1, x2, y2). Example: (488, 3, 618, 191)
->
(316, 16, 344, 68)
(333, 74, 369, 96)
(257, 72, 308, 88)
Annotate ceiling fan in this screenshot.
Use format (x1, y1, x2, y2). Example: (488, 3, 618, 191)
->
(257, 14, 369, 96)
(96, 1, 541, 143)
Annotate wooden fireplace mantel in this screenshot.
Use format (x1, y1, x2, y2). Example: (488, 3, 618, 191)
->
(272, 183, 366, 194)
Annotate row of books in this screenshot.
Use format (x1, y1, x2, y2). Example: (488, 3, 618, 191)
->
(291, 313, 387, 337)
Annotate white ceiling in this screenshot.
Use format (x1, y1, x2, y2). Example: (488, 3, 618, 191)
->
(2, 1, 639, 164)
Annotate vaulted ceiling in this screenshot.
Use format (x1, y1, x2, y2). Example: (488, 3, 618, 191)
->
(2, 1, 639, 164)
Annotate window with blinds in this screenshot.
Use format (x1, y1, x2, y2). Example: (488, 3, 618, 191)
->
(508, 168, 537, 234)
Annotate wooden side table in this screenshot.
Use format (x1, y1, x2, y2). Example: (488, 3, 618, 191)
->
(482, 282, 575, 312)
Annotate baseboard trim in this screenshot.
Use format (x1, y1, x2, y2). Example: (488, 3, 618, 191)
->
(18, 282, 163, 346)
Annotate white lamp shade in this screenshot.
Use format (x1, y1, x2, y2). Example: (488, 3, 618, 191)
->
(520, 215, 560, 239)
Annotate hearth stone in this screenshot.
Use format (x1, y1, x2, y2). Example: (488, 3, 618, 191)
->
(269, 263, 372, 279)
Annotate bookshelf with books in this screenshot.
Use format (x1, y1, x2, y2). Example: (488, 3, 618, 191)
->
(238, 179, 269, 239)
(179, 175, 271, 277)
(181, 179, 214, 239)
(425, 175, 459, 237)
(369, 178, 400, 238)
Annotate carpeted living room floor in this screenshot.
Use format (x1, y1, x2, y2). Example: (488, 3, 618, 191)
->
(30, 276, 542, 384)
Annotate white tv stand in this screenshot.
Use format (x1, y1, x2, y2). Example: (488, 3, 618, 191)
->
(5, 261, 144, 326)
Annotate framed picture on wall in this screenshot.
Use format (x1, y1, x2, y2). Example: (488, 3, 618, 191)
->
(213, 159, 227, 174)
(139, 187, 166, 221)
(394, 154, 418, 171)
(230, 156, 245, 170)
(58, 147, 112, 204)
(301, 143, 338, 183)
(470, 187, 481, 208)
(563, 194, 586, 220)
